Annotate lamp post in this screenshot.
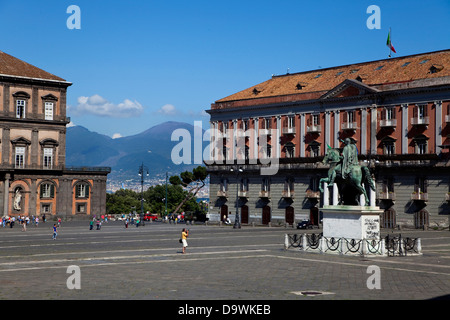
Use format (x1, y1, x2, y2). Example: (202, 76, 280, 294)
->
(230, 167, 243, 229)
(165, 172, 168, 218)
(138, 162, 149, 226)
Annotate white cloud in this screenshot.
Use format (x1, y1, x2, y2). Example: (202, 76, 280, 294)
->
(158, 104, 177, 115)
(112, 133, 122, 139)
(69, 94, 144, 118)
(67, 121, 76, 127)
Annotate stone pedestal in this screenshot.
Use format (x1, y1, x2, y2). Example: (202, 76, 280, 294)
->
(321, 205, 382, 240)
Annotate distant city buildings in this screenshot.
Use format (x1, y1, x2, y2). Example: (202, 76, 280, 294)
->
(206, 50, 450, 228)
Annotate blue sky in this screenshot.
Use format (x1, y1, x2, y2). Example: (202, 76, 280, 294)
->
(1, 0, 449, 138)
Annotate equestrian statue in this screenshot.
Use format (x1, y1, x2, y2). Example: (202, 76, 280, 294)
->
(319, 138, 375, 206)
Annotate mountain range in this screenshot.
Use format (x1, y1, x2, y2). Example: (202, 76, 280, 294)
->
(66, 121, 207, 184)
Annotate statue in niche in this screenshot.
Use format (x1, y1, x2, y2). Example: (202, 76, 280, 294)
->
(13, 188, 22, 211)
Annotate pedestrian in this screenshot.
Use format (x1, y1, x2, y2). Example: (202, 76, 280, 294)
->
(52, 224, 58, 240)
(89, 219, 94, 230)
(124, 218, 128, 229)
(21, 219, 27, 232)
(96, 219, 101, 230)
(35, 217, 39, 227)
(181, 228, 189, 254)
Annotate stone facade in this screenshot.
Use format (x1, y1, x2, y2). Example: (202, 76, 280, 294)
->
(0, 51, 110, 218)
(205, 50, 450, 229)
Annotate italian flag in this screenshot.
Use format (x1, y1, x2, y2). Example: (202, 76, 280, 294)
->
(386, 29, 396, 53)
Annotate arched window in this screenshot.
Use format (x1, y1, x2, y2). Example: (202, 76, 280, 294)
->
(40, 182, 55, 199)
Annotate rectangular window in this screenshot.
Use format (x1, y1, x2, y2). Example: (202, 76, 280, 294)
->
(418, 105, 427, 119)
(311, 145, 320, 157)
(312, 114, 320, 126)
(77, 204, 86, 213)
(15, 147, 25, 168)
(41, 204, 51, 214)
(76, 184, 89, 198)
(417, 142, 427, 155)
(347, 111, 355, 123)
(384, 142, 395, 155)
(262, 178, 270, 192)
(16, 100, 26, 119)
(287, 116, 295, 129)
(385, 107, 395, 120)
(43, 148, 53, 169)
(40, 183, 55, 198)
(45, 102, 54, 120)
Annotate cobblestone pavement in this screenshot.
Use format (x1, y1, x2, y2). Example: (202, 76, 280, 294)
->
(0, 220, 448, 301)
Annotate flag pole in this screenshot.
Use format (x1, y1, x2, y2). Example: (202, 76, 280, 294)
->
(388, 27, 392, 58)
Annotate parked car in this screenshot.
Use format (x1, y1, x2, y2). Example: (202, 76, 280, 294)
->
(297, 219, 313, 229)
(143, 213, 158, 221)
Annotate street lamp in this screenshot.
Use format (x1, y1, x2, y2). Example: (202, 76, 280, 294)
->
(138, 162, 149, 226)
(230, 167, 243, 229)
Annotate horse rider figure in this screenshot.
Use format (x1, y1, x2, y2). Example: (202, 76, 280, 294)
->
(341, 138, 358, 180)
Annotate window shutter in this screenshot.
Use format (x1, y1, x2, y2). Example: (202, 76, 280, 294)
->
(40, 184, 44, 198)
(85, 185, 90, 198)
(50, 184, 55, 198)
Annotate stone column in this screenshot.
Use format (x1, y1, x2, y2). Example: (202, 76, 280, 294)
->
(323, 182, 329, 206)
(332, 183, 338, 205)
(3, 173, 10, 217)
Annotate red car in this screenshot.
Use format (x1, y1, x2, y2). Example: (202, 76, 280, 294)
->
(143, 213, 158, 221)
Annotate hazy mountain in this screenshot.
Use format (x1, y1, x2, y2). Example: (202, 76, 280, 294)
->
(66, 121, 206, 183)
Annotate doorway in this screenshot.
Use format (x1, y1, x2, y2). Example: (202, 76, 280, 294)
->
(285, 206, 294, 226)
(262, 205, 271, 225)
(220, 205, 228, 222)
(241, 205, 249, 224)
(310, 207, 319, 226)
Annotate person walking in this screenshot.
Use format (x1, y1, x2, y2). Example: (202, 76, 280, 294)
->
(181, 228, 189, 254)
(52, 224, 58, 240)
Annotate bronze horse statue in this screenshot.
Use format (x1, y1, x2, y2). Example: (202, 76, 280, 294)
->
(319, 147, 375, 206)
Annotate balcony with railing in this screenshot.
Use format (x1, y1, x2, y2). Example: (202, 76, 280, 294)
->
(341, 122, 358, 131)
(238, 190, 249, 198)
(377, 191, 396, 201)
(259, 128, 271, 135)
(259, 190, 271, 198)
(282, 127, 296, 135)
(411, 117, 429, 126)
(380, 119, 397, 128)
(411, 192, 428, 201)
(306, 124, 322, 133)
(217, 190, 228, 198)
(305, 189, 320, 199)
(282, 190, 295, 199)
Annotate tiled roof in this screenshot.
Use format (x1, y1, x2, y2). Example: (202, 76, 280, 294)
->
(0, 51, 66, 82)
(214, 50, 450, 107)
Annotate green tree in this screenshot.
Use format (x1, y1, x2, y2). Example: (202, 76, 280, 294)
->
(169, 166, 208, 215)
(106, 189, 150, 215)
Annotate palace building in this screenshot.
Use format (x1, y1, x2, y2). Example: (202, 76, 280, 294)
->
(0, 51, 110, 218)
(205, 49, 450, 229)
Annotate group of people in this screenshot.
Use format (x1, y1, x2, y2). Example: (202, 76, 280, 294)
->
(1, 214, 47, 231)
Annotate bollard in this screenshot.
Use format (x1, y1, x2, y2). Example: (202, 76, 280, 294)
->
(417, 238, 422, 254)
(302, 234, 307, 251)
(284, 234, 289, 250)
(362, 239, 368, 256)
(381, 238, 386, 256)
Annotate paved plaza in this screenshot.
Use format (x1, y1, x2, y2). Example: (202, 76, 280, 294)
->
(0, 220, 449, 302)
